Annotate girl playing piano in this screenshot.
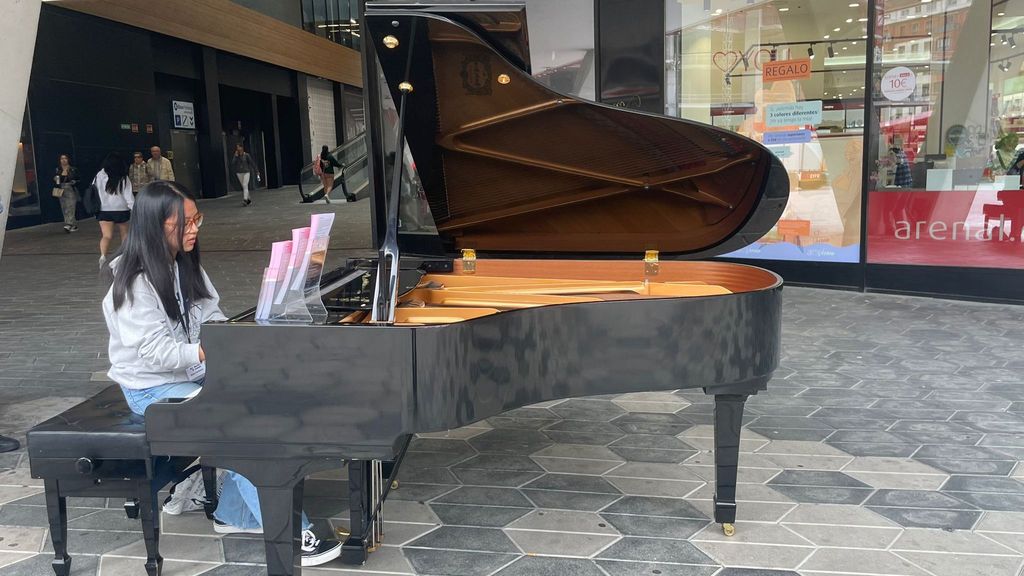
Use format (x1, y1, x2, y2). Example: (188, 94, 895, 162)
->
(102, 181, 343, 567)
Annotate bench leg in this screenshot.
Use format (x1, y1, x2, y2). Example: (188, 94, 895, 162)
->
(138, 480, 163, 576)
(201, 466, 219, 521)
(43, 479, 71, 576)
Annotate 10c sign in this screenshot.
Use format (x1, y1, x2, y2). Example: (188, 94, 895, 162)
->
(881, 67, 916, 101)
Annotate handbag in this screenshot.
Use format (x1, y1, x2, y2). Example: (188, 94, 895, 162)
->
(52, 186, 64, 198)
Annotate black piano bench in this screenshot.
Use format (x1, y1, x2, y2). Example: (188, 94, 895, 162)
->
(26, 385, 214, 576)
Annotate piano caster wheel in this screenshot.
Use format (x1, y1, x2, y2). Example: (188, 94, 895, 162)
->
(722, 523, 736, 537)
(391, 480, 399, 490)
(335, 526, 351, 539)
(124, 499, 140, 519)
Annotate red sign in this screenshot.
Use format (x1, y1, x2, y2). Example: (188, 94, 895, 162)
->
(867, 190, 1024, 269)
(131, 123, 139, 134)
(762, 58, 812, 82)
(145, 124, 154, 134)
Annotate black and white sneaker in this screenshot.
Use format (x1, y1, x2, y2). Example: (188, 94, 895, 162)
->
(69, 225, 79, 232)
(300, 529, 342, 567)
(63, 224, 71, 233)
(213, 520, 263, 535)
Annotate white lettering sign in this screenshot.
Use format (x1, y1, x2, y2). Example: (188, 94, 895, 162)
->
(172, 101, 196, 129)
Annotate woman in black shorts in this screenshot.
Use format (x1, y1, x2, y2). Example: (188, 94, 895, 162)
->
(95, 153, 134, 269)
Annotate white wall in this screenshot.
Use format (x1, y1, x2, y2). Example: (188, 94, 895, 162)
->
(307, 76, 337, 157)
(0, 0, 42, 258)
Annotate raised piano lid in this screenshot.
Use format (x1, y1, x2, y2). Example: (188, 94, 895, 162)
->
(365, 1, 789, 259)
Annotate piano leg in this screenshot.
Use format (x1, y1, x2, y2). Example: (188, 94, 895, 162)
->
(256, 481, 306, 576)
(712, 394, 748, 536)
(137, 480, 163, 576)
(43, 479, 71, 576)
(342, 460, 372, 565)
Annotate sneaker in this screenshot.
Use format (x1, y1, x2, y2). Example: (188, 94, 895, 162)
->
(301, 530, 342, 567)
(214, 520, 263, 535)
(324, 195, 331, 204)
(98, 255, 107, 270)
(63, 224, 71, 233)
(69, 225, 78, 232)
(243, 198, 252, 206)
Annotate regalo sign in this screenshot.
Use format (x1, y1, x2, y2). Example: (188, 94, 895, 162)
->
(762, 58, 813, 82)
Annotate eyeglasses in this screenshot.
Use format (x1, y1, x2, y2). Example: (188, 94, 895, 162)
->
(168, 213, 204, 230)
(184, 212, 204, 229)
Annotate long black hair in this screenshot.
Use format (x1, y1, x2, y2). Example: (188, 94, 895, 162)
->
(101, 153, 128, 194)
(111, 181, 211, 323)
(320, 145, 330, 159)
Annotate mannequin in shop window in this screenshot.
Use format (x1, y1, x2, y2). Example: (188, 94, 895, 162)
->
(889, 135, 912, 188)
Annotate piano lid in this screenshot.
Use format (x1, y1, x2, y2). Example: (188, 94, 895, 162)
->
(365, 3, 789, 259)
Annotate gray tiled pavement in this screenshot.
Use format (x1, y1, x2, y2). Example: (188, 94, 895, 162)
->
(1, 187, 1023, 576)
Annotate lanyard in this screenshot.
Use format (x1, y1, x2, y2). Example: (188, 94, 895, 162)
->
(173, 264, 193, 343)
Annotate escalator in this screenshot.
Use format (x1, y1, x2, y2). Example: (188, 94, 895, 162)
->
(297, 132, 369, 203)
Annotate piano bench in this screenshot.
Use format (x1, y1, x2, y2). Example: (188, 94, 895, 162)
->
(26, 385, 211, 576)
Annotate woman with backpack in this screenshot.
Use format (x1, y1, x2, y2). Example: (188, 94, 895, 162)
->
(95, 153, 134, 269)
(314, 145, 344, 203)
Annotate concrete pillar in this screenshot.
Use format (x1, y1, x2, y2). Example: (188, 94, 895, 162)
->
(0, 0, 42, 258)
(198, 46, 228, 198)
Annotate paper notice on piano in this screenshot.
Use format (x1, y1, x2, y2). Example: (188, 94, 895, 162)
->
(274, 227, 310, 305)
(255, 240, 292, 321)
(291, 213, 335, 293)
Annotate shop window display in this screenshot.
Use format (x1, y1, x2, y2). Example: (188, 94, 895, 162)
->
(666, 0, 869, 263)
(866, 0, 1024, 269)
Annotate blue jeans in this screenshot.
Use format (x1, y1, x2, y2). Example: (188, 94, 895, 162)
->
(121, 382, 311, 531)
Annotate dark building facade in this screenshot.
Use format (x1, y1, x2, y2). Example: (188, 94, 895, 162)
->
(9, 2, 361, 229)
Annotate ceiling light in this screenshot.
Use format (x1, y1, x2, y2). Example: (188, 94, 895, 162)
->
(997, 11, 1006, 16)
(1002, 34, 1008, 45)
(834, 27, 842, 32)
(849, 2, 859, 6)
(859, 17, 868, 22)
(824, 34, 831, 39)
(1011, 35, 1017, 49)
(704, 0, 711, 11)
(843, 46, 849, 50)
(715, 8, 723, 14)
(846, 18, 854, 23)
(779, 7, 790, 11)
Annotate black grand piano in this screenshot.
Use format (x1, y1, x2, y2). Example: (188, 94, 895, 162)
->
(144, 2, 790, 575)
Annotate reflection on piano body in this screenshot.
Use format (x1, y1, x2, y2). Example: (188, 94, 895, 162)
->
(145, 3, 790, 575)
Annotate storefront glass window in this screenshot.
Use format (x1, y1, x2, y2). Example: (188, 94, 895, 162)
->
(666, 0, 869, 263)
(866, 0, 1024, 269)
(302, 0, 360, 50)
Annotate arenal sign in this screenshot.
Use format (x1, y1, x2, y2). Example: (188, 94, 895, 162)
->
(763, 58, 813, 82)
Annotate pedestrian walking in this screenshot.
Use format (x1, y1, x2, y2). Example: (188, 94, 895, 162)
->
(230, 143, 260, 206)
(95, 153, 134, 269)
(315, 145, 344, 203)
(129, 151, 151, 193)
(53, 154, 80, 233)
(146, 146, 175, 182)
